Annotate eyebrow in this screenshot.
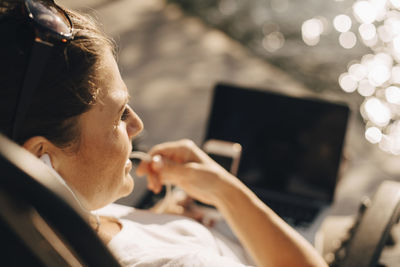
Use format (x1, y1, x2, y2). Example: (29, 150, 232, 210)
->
(117, 94, 131, 116)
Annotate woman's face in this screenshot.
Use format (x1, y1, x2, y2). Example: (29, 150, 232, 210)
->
(55, 49, 143, 210)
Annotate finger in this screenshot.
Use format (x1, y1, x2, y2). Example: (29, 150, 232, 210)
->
(147, 142, 181, 159)
(150, 169, 168, 194)
(148, 139, 201, 163)
(146, 173, 155, 191)
(156, 161, 187, 185)
(152, 174, 163, 194)
(150, 155, 164, 172)
(134, 159, 164, 193)
(136, 160, 151, 177)
(157, 160, 202, 186)
(136, 155, 163, 176)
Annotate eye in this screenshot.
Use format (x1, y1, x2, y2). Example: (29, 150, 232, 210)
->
(120, 107, 130, 121)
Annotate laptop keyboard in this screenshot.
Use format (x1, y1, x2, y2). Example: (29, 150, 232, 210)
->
(264, 198, 320, 227)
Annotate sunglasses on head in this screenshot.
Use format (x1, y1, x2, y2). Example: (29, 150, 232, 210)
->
(11, 0, 73, 141)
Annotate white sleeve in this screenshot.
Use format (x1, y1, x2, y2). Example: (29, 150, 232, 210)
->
(119, 251, 252, 267)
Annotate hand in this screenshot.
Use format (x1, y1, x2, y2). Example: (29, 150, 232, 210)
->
(152, 191, 216, 226)
(137, 140, 328, 267)
(136, 139, 238, 206)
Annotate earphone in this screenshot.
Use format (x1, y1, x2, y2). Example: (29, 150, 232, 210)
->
(39, 153, 71, 190)
(39, 153, 53, 168)
(39, 153, 78, 195)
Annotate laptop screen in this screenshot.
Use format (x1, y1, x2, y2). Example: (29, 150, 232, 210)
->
(204, 84, 350, 203)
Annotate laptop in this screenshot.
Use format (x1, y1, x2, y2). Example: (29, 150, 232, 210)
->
(203, 83, 350, 241)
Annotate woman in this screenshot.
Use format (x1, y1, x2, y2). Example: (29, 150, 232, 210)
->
(0, 1, 327, 266)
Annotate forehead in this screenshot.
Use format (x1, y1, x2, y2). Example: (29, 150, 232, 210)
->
(96, 50, 129, 109)
(75, 49, 129, 142)
(106, 87, 129, 108)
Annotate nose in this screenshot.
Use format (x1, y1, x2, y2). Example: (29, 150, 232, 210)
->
(126, 106, 143, 139)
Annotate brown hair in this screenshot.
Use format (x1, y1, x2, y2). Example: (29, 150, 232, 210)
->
(0, 1, 115, 147)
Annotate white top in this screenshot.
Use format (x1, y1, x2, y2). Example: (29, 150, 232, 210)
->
(96, 203, 255, 267)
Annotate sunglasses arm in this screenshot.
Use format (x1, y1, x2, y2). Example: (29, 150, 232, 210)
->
(12, 39, 54, 140)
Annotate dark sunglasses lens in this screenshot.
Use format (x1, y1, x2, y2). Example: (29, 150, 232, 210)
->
(25, 0, 72, 37)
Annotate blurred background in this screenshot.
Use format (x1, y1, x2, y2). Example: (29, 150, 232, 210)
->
(56, 0, 400, 264)
(58, 0, 400, 217)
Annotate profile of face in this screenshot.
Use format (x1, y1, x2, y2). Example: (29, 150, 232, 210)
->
(27, 49, 143, 210)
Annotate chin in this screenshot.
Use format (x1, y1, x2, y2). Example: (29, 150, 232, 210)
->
(120, 173, 134, 197)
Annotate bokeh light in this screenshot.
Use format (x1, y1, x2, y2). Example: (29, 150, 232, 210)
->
(333, 14, 352, 32)
(363, 97, 391, 127)
(349, 63, 368, 81)
(391, 65, 400, 83)
(377, 25, 392, 43)
(353, 1, 377, 24)
(305, 0, 400, 153)
(365, 126, 382, 143)
(339, 73, 358, 92)
(262, 31, 285, 52)
(368, 64, 390, 86)
(358, 79, 375, 96)
(339, 31, 357, 49)
(302, 18, 324, 46)
(379, 121, 400, 155)
(359, 23, 376, 40)
(385, 86, 400, 104)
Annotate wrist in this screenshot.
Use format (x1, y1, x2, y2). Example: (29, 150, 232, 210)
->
(213, 171, 250, 210)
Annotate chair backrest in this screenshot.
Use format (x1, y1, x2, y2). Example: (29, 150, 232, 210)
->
(0, 134, 121, 266)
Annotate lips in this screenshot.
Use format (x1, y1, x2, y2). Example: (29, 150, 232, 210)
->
(125, 158, 132, 172)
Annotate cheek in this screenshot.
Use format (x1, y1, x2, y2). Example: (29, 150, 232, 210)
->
(97, 134, 128, 173)
(79, 132, 129, 187)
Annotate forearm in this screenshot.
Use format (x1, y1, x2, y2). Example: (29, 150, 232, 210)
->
(214, 174, 328, 267)
(137, 140, 327, 266)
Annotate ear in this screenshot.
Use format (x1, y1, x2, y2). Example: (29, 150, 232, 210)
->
(23, 136, 57, 158)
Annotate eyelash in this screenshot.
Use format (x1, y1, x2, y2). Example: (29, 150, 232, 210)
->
(121, 107, 130, 121)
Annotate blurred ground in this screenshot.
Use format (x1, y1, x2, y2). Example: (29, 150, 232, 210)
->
(167, 0, 371, 95)
(59, 0, 400, 221)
